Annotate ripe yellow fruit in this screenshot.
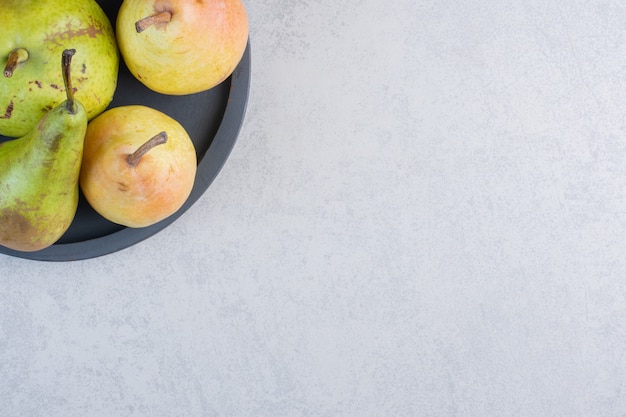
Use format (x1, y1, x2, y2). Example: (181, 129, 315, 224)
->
(79, 105, 197, 228)
(116, 0, 249, 95)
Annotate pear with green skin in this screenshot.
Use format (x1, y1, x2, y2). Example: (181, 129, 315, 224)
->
(0, 49, 88, 252)
(0, 0, 118, 138)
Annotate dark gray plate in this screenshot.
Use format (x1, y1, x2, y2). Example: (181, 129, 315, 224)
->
(0, 1, 251, 261)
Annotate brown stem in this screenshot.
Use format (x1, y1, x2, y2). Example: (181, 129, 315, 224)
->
(135, 11, 172, 33)
(61, 49, 77, 114)
(127, 131, 168, 167)
(3, 48, 29, 78)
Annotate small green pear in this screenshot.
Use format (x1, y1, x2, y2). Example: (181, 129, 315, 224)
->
(0, 49, 88, 252)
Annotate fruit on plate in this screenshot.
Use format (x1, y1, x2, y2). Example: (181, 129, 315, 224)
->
(80, 105, 197, 228)
(0, 0, 119, 137)
(0, 50, 88, 252)
(116, 0, 248, 95)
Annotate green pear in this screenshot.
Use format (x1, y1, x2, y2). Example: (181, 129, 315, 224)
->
(0, 49, 87, 252)
(0, 0, 118, 138)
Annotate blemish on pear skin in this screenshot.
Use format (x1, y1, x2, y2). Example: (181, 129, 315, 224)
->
(0, 207, 52, 252)
(0, 101, 14, 119)
(44, 19, 104, 47)
(50, 84, 60, 89)
(49, 133, 63, 152)
(0, 208, 31, 234)
(117, 181, 129, 192)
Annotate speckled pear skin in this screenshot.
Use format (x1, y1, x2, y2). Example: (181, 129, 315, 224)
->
(0, 0, 118, 138)
(0, 83, 87, 252)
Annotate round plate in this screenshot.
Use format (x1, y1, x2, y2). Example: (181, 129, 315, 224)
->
(0, 1, 251, 261)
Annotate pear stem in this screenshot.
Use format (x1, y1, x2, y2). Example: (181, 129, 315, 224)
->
(3, 48, 29, 78)
(135, 11, 172, 33)
(127, 132, 168, 167)
(61, 49, 77, 114)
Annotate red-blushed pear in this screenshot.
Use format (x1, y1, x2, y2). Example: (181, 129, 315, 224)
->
(79, 105, 197, 228)
(116, 0, 248, 95)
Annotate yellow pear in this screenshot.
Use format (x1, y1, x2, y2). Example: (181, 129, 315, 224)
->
(79, 105, 197, 228)
(116, 0, 248, 95)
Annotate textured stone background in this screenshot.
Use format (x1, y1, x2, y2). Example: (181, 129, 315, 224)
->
(2, 1, 626, 416)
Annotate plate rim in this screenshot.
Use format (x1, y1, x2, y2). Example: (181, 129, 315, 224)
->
(0, 41, 252, 262)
